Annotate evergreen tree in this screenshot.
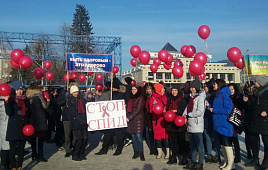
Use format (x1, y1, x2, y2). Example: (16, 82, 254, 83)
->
(70, 4, 94, 53)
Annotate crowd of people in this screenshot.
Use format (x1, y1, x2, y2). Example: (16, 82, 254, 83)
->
(0, 75, 268, 170)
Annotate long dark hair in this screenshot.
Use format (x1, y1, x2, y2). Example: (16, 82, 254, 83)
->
(215, 79, 226, 96)
(228, 83, 240, 99)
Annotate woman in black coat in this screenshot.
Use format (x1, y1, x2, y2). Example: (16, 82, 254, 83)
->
(26, 82, 50, 162)
(166, 85, 187, 165)
(5, 81, 30, 170)
(126, 84, 145, 161)
(67, 85, 88, 161)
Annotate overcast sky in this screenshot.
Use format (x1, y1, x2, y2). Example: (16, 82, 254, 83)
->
(1, 0, 268, 71)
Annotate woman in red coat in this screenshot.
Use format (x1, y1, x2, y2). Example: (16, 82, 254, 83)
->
(149, 83, 170, 159)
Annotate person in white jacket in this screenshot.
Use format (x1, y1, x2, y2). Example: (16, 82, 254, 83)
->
(0, 95, 10, 170)
(183, 79, 206, 170)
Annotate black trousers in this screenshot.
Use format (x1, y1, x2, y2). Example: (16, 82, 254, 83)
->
(54, 120, 64, 146)
(245, 131, 252, 156)
(170, 132, 188, 159)
(72, 128, 88, 157)
(101, 129, 124, 153)
(31, 136, 45, 158)
(230, 136, 241, 159)
(9, 140, 26, 168)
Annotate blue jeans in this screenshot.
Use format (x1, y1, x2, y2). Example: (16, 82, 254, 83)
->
(189, 133, 204, 164)
(131, 133, 144, 153)
(203, 129, 212, 155)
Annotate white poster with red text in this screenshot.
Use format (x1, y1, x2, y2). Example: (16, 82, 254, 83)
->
(86, 100, 127, 131)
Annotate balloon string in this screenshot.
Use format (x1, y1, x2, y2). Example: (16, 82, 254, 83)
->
(33, 60, 42, 68)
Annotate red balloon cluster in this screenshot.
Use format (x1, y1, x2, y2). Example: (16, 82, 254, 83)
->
(164, 111, 175, 122)
(187, 52, 207, 79)
(0, 83, 11, 96)
(198, 25, 211, 40)
(227, 47, 244, 69)
(10, 49, 33, 70)
(22, 124, 35, 136)
(153, 103, 164, 115)
(181, 45, 196, 58)
(174, 116, 185, 127)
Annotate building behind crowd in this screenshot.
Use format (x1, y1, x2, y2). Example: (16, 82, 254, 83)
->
(122, 43, 241, 85)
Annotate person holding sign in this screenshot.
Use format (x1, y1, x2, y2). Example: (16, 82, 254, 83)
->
(126, 84, 145, 161)
(67, 86, 88, 161)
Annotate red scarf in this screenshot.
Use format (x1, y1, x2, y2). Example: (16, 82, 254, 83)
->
(11, 95, 27, 116)
(77, 98, 85, 114)
(187, 94, 199, 113)
(127, 98, 134, 113)
(169, 96, 183, 111)
(145, 97, 151, 111)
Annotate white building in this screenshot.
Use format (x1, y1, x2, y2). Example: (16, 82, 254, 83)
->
(122, 43, 241, 85)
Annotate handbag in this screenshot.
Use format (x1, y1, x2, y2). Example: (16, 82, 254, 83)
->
(228, 107, 242, 127)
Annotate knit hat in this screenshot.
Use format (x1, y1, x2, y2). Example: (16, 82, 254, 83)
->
(255, 75, 268, 87)
(70, 85, 79, 94)
(171, 84, 181, 91)
(11, 81, 23, 90)
(154, 83, 164, 93)
(113, 81, 120, 89)
(124, 77, 132, 85)
(190, 79, 201, 90)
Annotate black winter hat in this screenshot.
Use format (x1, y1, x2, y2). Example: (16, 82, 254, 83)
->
(124, 77, 132, 85)
(112, 81, 120, 89)
(171, 84, 181, 91)
(190, 79, 201, 90)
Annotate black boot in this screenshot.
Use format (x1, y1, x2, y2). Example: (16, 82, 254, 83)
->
(80, 139, 87, 160)
(234, 156, 241, 163)
(1, 150, 10, 170)
(140, 152, 145, 161)
(212, 155, 220, 164)
(205, 154, 213, 164)
(95, 150, 107, 155)
(193, 163, 203, 170)
(167, 157, 177, 165)
(31, 138, 37, 161)
(183, 160, 196, 169)
(132, 150, 139, 159)
(38, 138, 48, 162)
(245, 159, 259, 167)
(72, 139, 82, 161)
(257, 160, 268, 170)
(179, 156, 187, 165)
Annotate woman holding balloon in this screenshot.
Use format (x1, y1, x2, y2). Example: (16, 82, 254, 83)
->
(149, 83, 170, 159)
(26, 82, 50, 162)
(166, 85, 187, 165)
(4, 81, 30, 170)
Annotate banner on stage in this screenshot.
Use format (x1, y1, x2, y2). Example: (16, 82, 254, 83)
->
(244, 55, 268, 75)
(66, 53, 113, 72)
(86, 100, 127, 131)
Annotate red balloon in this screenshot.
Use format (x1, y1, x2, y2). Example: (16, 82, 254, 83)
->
(10, 59, 20, 69)
(234, 56, 245, 69)
(33, 67, 44, 79)
(44, 61, 52, 70)
(79, 74, 86, 82)
(184, 45, 196, 58)
(71, 74, 77, 79)
(113, 66, 119, 74)
(131, 80, 136, 85)
(158, 50, 168, 62)
(172, 66, 184, 78)
(174, 60, 184, 67)
(0, 83, 11, 96)
(164, 63, 172, 70)
(189, 69, 196, 77)
(227, 47, 242, 63)
(164, 111, 175, 122)
(46, 72, 53, 81)
(142, 81, 147, 86)
(189, 60, 203, 75)
(198, 25, 211, 40)
(130, 58, 138, 67)
(64, 74, 71, 81)
(73, 71, 77, 74)
(42, 91, 50, 101)
(130, 45, 141, 58)
(194, 52, 207, 65)
(150, 64, 158, 73)
(95, 82, 104, 91)
(198, 72, 206, 80)
(165, 54, 173, 65)
(153, 58, 161, 66)
(175, 116, 185, 127)
(19, 56, 32, 69)
(11, 49, 24, 64)
(180, 45, 188, 56)
(96, 74, 103, 81)
(22, 124, 35, 136)
(139, 51, 151, 65)
(87, 72, 94, 75)
(153, 103, 164, 115)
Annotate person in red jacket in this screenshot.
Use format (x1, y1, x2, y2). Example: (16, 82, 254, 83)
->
(149, 83, 170, 159)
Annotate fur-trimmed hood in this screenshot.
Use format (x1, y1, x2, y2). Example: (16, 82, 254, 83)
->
(26, 88, 42, 99)
(118, 85, 126, 93)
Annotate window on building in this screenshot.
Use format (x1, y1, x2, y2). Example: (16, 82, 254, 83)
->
(186, 73, 191, 79)
(165, 73, 171, 79)
(220, 73, 225, 79)
(147, 72, 154, 80)
(156, 72, 162, 79)
(228, 73, 233, 81)
(212, 73, 217, 79)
